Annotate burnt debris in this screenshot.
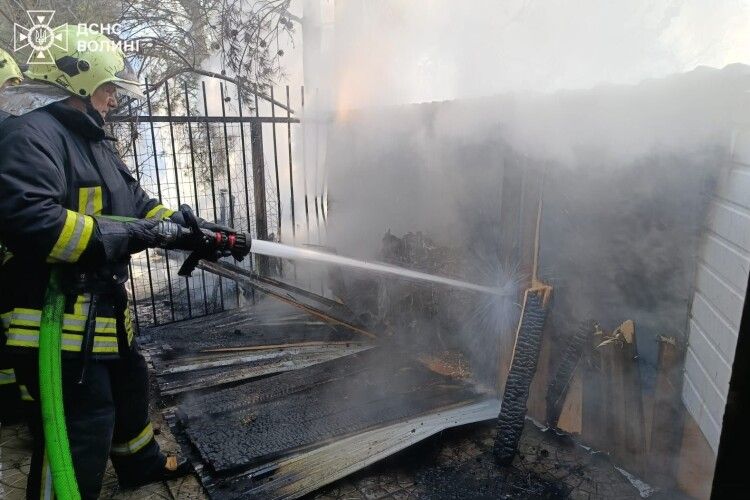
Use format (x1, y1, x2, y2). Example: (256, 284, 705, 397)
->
(494, 288, 550, 465)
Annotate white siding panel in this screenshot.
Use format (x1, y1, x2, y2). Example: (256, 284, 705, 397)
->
(708, 200, 750, 253)
(684, 348, 726, 436)
(684, 156, 750, 453)
(682, 372, 704, 422)
(691, 292, 739, 364)
(694, 263, 745, 329)
(682, 374, 722, 452)
(700, 234, 750, 294)
(687, 318, 732, 394)
(731, 127, 750, 167)
(716, 167, 750, 209)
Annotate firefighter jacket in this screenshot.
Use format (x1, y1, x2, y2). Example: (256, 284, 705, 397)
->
(0, 100, 174, 359)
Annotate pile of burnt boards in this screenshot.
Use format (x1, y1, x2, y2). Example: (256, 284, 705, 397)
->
(140, 268, 375, 395)
(166, 347, 497, 499)
(141, 264, 500, 498)
(141, 291, 497, 496)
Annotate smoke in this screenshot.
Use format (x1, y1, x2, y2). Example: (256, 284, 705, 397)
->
(324, 0, 750, 109)
(289, 4, 750, 485)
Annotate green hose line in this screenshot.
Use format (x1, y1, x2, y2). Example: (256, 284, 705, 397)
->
(39, 269, 81, 500)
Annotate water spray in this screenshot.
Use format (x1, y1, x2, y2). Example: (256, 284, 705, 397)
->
(250, 240, 508, 296)
(169, 205, 507, 296)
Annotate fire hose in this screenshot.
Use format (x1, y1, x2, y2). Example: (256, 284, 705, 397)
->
(39, 269, 80, 499)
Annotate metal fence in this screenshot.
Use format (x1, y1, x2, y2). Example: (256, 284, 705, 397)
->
(110, 76, 322, 329)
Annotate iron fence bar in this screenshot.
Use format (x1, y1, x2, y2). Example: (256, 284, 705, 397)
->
(145, 78, 176, 322)
(219, 83, 236, 229)
(301, 86, 311, 240)
(143, 250, 158, 324)
(127, 262, 141, 335)
(321, 163, 329, 226)
(286, 86, 296, 241)
(236, 81, 252, 239)
(270, 86, 283, 243)
(111, 116, 299, 124)
(220, 83, 241, 308)
(252, 88, 270, 276)
(127, 101, 141, 183)
(165, 80, 192, 318)
(236, 80, 256, 304)
(313, 90, 322, 244)
(237, 80, 257, 307)
(184, 81, 210, 316)
(126, 101, 157, 326)
(202, 81, 225, 311)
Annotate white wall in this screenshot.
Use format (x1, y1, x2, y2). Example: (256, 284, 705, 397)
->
(684, 116, 750, 452)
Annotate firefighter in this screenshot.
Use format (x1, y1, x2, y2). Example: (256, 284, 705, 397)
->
(0, 28, 220, 498)
(0, 47, 25, 423)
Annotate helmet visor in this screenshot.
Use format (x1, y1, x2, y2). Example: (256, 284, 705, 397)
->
(113, 79, 145, 100)
(113, 59, 145, 100)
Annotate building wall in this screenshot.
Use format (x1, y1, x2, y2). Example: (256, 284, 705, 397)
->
(684, 125, 750, 452)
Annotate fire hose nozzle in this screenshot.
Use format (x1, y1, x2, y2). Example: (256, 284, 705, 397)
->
(175, 206, 252, 276)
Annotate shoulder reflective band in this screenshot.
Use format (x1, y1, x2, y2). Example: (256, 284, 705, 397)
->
(78, 186, 103, 216)
(111, 423, 154, 455)
(145, 203, 175, 220)
(47, 210, 94, 263)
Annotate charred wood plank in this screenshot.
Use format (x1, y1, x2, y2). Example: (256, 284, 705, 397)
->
(167, 400, 500, 500)
(177, 349, 377, 422)
(156, 344, 372, 395)
(545, 319, 595, 428)
(582, 322, 606, 450)
(494, 286, 551, 465)
(199, 260, 377, 339)
(593, 320, 647, 475)
(648, 335, 685, 489)
(236, 400, 500, 499)
(179, 349, 484, 473)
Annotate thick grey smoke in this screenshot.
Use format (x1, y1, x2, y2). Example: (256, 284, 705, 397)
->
(299, 0, 750, 425)
(323, 0, 750, 108)
(268, 2, 750, 489)
(324, 65, 749, 383)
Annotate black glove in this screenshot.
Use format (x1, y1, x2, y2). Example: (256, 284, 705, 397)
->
(91, 217, 193, 263)
(169, 205, 237, 234)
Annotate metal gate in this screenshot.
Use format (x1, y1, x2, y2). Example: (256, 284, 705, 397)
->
(110, 77, 321, 328)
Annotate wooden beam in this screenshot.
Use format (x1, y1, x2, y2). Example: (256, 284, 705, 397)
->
(648, 335, 686, 489)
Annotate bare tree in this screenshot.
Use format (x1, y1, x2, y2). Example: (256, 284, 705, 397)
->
(0, 0, 296, 103)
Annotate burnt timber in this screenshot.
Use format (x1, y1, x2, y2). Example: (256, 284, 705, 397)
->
(141, 265, 375, 395)
(167, 348, 497, 499)
(144, 262, 651, 499)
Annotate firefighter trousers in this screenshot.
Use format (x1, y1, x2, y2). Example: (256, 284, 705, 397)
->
(0, 367, 24, 424)
(12, 345, 165, 500)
